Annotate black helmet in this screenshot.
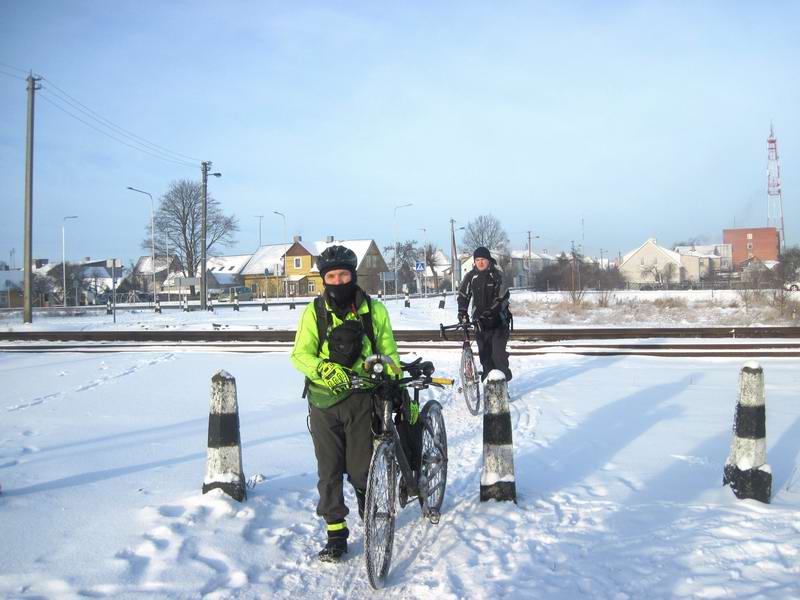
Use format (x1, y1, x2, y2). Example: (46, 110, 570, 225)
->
(318, 245, 357, 279)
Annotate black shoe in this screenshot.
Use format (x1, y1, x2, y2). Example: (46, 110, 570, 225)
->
(318, 538, 348, 562)
(355, 489, 366, 520)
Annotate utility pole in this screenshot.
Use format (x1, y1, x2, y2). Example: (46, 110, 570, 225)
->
(527, 231, 532, 288)
(450, 218, 458, 293)
(23, 73, 42, 323)
(570, 240, 576, 292)
(255, 215, 264, 247)
(199, 161, 221, 309)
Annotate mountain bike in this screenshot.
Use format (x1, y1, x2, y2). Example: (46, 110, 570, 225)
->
(351, 354, 451, 589)
(440, 320, 482, 415)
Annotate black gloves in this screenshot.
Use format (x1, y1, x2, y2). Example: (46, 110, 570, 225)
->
(457, 310, 469, 325)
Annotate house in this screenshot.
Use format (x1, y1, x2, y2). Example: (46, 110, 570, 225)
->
(620, 238, 702, 287)
(674, 243, 733, 276)
(421, 249, 452, 292)
(240, 243, 293, 298)
(508, 249, 557, 287)
(276, 237, 388, 296)
(205, 254, 252, 292)
(127, 255, 180, 294)
(723, 227, 780, 268)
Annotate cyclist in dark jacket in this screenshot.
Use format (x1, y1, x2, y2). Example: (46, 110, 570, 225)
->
(457, 246, 512, 381)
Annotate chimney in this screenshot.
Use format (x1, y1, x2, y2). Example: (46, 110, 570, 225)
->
(293, 235, 302, 243)
(326, 235, 334, 243)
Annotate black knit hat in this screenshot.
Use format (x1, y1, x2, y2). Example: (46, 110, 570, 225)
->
(473, 246, 492, 260)
(318, 245, 358, 280)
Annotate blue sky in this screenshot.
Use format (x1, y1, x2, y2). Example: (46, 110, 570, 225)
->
(1, 1, 798, 267)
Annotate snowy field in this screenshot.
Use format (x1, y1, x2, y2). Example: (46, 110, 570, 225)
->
(1, 294, 799, 598)
(2, 348, 799, 599)
(2, 289, 799, 333)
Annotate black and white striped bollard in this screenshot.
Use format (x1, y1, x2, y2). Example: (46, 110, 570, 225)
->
(233, 294, 240, 312)
(207, 296, 214, 312)
(404, 292, 410, 308)
(106, 299, 112, 315)
(155, 298, 161, 313)
(438, 292, 446, 309)
(723, 362, 771, 503)
(289, 294, 296, 310)
(261, 297, 268, 311)
(203, 370, 247, 502)
(480, 371, 516, 502)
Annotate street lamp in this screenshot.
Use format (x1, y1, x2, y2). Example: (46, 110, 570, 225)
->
(394, 203, 413, 299)
(61, 215, 78, 307)
(273, 210, 286, 242)
(254, 215, 264, 247)
(420, 227, 428, 296)
(200, 162, 222, 310)
(127, 186, 156, 304)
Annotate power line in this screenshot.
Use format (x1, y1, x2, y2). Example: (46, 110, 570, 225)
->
(41, 77, 202, 163)
(0, 68, 26, 81)
(0, 61, 29, 74)
(38, 92, 196, 167)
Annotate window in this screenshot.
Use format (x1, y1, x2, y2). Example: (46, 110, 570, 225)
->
(308, 281, 315, 293)
(747, 233, 753, 240)
(293, 257, 301, 269)
(288, 283, 297, 295)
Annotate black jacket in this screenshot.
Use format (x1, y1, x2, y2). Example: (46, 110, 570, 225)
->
(457, 264, 510, 329)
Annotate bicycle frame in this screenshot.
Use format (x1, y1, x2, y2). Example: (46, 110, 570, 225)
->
(353, 354, 449, 518)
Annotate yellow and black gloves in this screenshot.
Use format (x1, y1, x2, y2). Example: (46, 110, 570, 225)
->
(317, 361, 352, 394)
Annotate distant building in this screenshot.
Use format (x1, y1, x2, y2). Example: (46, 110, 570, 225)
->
(620, 238, 701, 287)
(722, 227, 779, 268)
(673, 243, 733, 278)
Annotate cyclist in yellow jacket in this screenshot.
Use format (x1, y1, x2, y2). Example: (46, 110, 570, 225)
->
(291, 245, 402, 562)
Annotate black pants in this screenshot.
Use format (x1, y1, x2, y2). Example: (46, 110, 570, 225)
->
(309, 391, 374, 524)
(475, 327, 512, 381)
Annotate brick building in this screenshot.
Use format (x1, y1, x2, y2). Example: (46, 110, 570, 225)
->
(722, 227, 780, 268)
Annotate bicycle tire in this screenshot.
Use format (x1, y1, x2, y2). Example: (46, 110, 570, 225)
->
(364, 439, 397, 589)
(420, 401, 448, 514)
(461, 343, 482, 415)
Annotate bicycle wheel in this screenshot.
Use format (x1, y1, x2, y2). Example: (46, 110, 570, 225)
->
(461, 343, 482, 415)
(364, 439, 397, 589)
(420, 401, 448, 515)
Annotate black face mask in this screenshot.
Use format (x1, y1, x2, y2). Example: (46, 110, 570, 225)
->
(325, 279, 357, 310)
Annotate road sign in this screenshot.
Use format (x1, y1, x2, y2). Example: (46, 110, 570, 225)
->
(415, 261, 425, 272)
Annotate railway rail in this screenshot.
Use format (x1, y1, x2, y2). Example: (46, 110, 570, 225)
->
(2, 327, 800, 357)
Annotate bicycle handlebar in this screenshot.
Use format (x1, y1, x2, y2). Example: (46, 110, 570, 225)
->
(439, 320, 479, 341)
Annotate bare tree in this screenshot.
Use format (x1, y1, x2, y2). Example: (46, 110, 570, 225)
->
(142, 180, 239, 281)
(461, 215, 510, 256)
(48, 262, 91, 306)
(423, 243, 445, 292)
(383, 240, 419, 293)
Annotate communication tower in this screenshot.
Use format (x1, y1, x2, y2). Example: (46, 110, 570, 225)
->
(767, 124, 786, 253)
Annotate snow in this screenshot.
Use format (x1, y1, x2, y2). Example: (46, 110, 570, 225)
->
(240, 244, 292, 277)
(1, 296, 799, 598)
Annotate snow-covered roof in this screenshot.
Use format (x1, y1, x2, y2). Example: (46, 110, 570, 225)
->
(510, 249, 545, 261)
(286, 274, 307, 282)
(134, 255, 173, 275)
(206, 254, 252, 275)
(675, 248, 718, 259)
(241, 244, 292, 276)
(622, 239, 681, 266)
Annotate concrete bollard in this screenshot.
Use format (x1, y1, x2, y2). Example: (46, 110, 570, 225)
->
(207, 296, 214, 312)
(155, 298, 161, 313)
(723, 362, 771, 503)
(233, 295, 240, 312)
(183, 296, 189, 312)
(404, 292, 410, 308)
(378, 290, 383, 300)
(203, 370, 247, 502)
(438, 293, 446, 309)
(480, 371, 516, 502)
(106, 299, 112, 315)
(289, 294, 296, 310)
(261, 298, 268, 311)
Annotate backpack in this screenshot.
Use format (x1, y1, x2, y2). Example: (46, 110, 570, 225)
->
(302, 293, 377, 398)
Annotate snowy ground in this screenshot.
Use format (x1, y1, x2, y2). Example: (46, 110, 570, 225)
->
(1, 295, 799, 598)
(2, 348, 799, 599)
(3, 289, 799, 332)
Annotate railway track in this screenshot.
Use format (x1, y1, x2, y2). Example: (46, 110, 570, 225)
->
(2, 327, 800, 357)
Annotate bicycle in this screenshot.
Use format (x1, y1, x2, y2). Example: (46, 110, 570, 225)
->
(440, 320, 482, 415)
(350, 354, 452, 589)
